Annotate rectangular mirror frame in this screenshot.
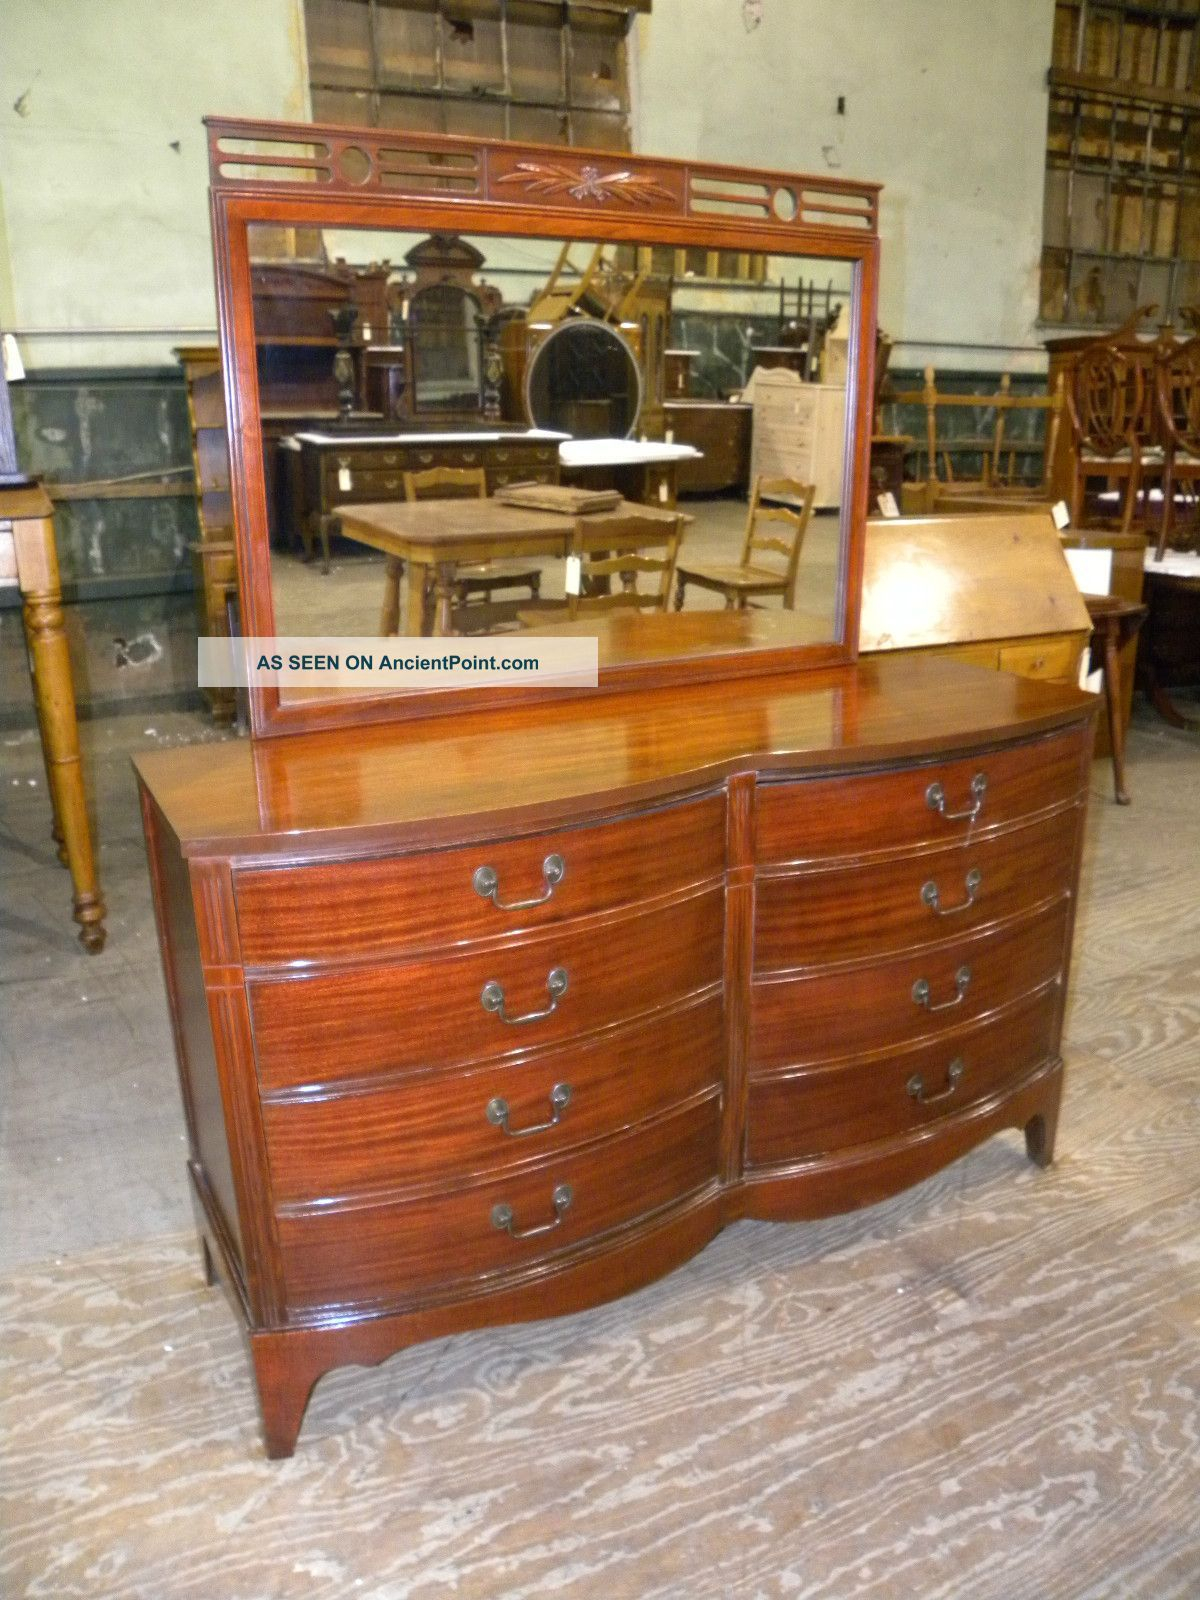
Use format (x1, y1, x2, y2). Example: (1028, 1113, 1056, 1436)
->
(206, 116, 880, 739)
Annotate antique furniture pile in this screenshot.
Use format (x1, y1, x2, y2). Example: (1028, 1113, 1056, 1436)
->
(135, 119, 1096, 1459)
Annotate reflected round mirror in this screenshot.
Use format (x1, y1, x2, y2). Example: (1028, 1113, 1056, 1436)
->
(525, 319, 642, 440)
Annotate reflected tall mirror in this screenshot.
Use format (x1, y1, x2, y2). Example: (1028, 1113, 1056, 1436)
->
(208, 119, 879, 736)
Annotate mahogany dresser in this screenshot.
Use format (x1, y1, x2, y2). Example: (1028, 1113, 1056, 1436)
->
(136, 659, 1094, 1456)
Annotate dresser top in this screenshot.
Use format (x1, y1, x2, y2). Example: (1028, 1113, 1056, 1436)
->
(135, 658, 1094, 859)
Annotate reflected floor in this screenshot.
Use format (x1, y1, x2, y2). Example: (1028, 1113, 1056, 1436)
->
(270, 497, 842, 639)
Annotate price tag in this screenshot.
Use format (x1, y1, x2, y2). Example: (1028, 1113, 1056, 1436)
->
(361, 322, 372, 343)
(658, 480, 670, 504)
(338, 466, 353, 492)
(664, 428, 674, 444)
(1051, 499, 1070, 530)
(565, 554, 583, 596)
(877, 491, 900, 518)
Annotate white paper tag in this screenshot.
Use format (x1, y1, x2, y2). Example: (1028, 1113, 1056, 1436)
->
(665, 428, 674, 444)
(658, 480, 670, 504)
(565, 554, 583, 596)
(1051, 499, 1070, 529)
(361, 322, 372, 343)
(338, 466, 353, 492)
(877, 491, 900, 518)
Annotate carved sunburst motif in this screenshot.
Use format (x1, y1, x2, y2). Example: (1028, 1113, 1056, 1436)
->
(496, 160, 675, 207)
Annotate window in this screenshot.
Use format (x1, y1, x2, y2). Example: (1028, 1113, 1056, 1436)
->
(1041, 0, 1200, 327)
(304, 0, 646, 150)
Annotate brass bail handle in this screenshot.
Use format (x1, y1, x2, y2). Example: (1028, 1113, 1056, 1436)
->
(912, 965, 972, 1012)
(925, 772, 987, 823)
(921, 867, 982, 915)
(907, 1058, 965, 1105)
(491, 1183, 574, 1239)
(473, 853, 565, 911)
(480, 966, 568, 1025)
(486, 1082, 572, 1137)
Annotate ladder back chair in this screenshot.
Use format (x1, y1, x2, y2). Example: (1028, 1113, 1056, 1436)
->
(561, 510, 683, 619)
(379, 466, 542, 635)
(673, 475, 815, 612)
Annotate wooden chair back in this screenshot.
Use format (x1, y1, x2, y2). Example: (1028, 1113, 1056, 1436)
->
(1066, 342, 1143, 459)
(738, 476, 815, 609)
(403, 466, 487, 501)
(1155, 335, 1200, 456)
(566, 511, 683, 619)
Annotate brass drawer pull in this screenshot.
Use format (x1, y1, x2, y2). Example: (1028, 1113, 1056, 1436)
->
(487, 1082, 572, 1137)
(473, 853, 564, 910)
(912, 965, 971, 1011)
(481, 966, 568, 1024)
(492, 1182, 573, 1238)
(907, 1058, 965, 1106)
(925, 773, 987, 823)
(921, 868, 982, 916)
(418, 450, 434, 464)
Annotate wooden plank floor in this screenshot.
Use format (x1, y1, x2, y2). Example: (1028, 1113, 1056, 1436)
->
(1, 699, 1198, 1599)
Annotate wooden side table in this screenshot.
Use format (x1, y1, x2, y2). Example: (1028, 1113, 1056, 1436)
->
(1083, 593, 1148, 806)
(1, 482, 106, 951)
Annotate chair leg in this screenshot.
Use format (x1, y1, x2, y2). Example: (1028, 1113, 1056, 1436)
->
(674, 576, 686, 611)
(1103, 627, 1131, 805)
(1119, 466, 1139, 535)
(1155, 457, 1175, 561)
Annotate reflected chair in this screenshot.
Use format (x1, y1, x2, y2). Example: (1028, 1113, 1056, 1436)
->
(524, 511, 682, 625)
(672, 475, 814, 612)
(379, 466, 541, 635)
(1153, 335, 1200, 560)
(1065, 342, 1157, 533)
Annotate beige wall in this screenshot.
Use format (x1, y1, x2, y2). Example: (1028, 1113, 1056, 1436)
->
(0, 0, 1054, 371)
(0, 0, 309, 368)
(634, 0, 1056, 372)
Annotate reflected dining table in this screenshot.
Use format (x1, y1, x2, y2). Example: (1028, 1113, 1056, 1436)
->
(338, 496, 687, 637)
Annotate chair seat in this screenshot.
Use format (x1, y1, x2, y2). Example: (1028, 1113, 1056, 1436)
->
(676, 560, 787, 593)
(1081, 446, 1164, 465)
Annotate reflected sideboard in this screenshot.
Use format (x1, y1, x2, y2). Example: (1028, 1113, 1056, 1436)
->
(135, 657, 1095, 1457)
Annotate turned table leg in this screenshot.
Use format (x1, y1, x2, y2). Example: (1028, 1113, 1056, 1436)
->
(1102, 624, 1131, 805)
(379, 555, 403, 636)
(14, 508, 107, 952)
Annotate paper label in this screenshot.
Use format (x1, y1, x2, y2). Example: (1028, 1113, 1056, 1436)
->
(338, 466, 353, 492)
(565, 554, 583, 596)
(877, 491, 900, 518)
(361, 322, 372, 343)
(658, 480, 670, 504)
(664, 428, 674, 445)
(1051, 499, 1070, 529)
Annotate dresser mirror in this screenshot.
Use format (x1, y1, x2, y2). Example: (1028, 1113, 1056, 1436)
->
(209, 119, 879, 736)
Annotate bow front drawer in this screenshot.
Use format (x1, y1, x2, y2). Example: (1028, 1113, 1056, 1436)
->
(262, 993, 723, 1205)
(755, 729, 1087, 865)
(746, 984, 1060, 1166)
(755, 806, 1079, 972)
(275, 1096, 721, 1317)
(249, 884, 724, 1093)
(234, 793, 724, 966)
(751, 898, 1070, 1072)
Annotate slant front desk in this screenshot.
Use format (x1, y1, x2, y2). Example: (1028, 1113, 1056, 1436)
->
(137, 118, 1095, 1456)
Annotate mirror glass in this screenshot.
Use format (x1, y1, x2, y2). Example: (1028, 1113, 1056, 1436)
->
(245, 223, 856, 692)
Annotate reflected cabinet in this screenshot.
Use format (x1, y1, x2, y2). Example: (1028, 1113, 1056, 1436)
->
(137, 118, 1096, 1456)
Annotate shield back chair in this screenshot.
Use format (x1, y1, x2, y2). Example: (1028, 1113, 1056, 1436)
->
(378, 466, 542, 635)
(1153, 335, 1200, 560)
(1065, 342, 1155, 533)
(673, 475, 815, 612)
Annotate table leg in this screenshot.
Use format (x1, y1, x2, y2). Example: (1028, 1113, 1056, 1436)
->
(15, 513, 107, 952)
(1101, 625, 1131, 805)
(379, 556, 403, 636)
(432, 563, 457, 637)
(402, 560, 431, 637)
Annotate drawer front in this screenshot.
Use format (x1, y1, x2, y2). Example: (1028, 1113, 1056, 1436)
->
(331, 468, 408, 502)
(250, 885, 725, 1093)
(236, 793, 725, 966)
(755, 729, 1086, 866)
(263, 993, 724, 1205)
(755, 806, 1079, 973)
(745, 984, 1060, 1166)
(998, 637, 1081, 682)
(750, 898, 1070, 1072)
(275, 1096, 721, 1314)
